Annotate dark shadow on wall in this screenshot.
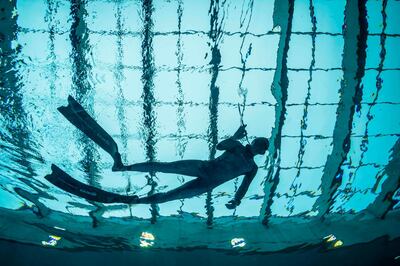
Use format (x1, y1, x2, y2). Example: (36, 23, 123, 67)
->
(1, 236, 399, 266)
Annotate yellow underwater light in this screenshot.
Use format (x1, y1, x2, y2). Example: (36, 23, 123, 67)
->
(50, 235, 61, 241)
(333, 240, 343, 248)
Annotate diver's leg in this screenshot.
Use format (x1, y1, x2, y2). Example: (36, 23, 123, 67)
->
(128, 178, 208, 204)
(45, 164, 138, 204)
(118, 160, 205, 177)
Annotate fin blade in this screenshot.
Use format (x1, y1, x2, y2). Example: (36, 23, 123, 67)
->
(58, 96, 119, 160)
(45, 165, 134, 203)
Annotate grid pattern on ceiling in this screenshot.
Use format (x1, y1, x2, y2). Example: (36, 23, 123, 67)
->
(8, 0, 400, 221)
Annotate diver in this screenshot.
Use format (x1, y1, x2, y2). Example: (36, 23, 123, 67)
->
(45, 96, 269, 209)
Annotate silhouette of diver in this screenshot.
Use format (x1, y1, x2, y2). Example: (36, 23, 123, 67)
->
(45, 96, 269, 209)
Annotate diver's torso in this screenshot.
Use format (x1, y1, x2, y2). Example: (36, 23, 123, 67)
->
(200, 145, 256, 185)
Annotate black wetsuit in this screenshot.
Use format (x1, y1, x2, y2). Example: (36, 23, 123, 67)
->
(46, 95, 260, 207)
(126, 140, 258, 205)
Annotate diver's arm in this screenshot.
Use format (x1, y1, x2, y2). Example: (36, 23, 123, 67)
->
(216, 125, 247, 151)
(226, 167, 257, 209)
(216, 139, 242, 151)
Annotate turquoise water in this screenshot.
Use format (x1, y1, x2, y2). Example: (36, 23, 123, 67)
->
(1, 0, 400, 253)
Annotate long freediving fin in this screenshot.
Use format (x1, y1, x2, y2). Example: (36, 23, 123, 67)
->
(58, 96, 123, 169)
(44, 164, 137, 204)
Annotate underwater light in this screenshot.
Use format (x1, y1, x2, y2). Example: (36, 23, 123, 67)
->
(41, 235, 61, 247)
(140, 232, 155, 247)
(333, 240, 343, 248)
(323, 234, 336, 243)
(323, 234, 343, 249)
(231, 238, 246, 248)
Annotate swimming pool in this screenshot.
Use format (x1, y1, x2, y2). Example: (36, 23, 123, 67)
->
(0, 0, 400, 258)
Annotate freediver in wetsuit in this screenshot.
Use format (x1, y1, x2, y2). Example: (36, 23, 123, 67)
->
(45, 96, 269, 209)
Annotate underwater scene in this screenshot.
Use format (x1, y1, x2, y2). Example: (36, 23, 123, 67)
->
(1, 0, 400, 265)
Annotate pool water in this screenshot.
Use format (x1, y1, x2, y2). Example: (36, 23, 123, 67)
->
(0, 0, 400, 256)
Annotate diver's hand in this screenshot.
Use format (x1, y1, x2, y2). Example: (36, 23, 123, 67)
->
(225, 199, 241, 209)
(232, 124, 247, 140)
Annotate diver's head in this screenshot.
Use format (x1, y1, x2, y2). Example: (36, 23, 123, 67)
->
(250, 137, 269, 155)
